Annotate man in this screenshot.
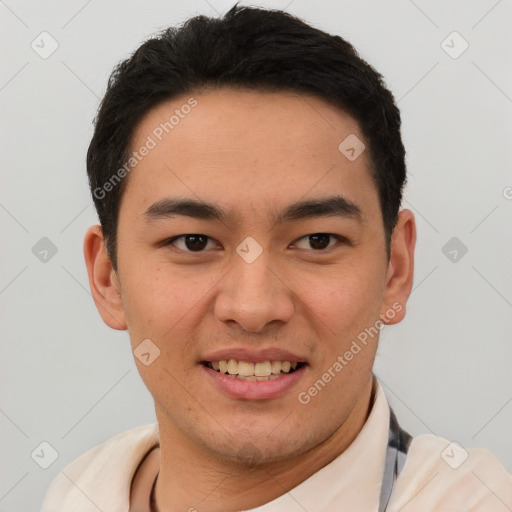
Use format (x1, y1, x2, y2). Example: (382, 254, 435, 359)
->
(41, 4, 512, 511)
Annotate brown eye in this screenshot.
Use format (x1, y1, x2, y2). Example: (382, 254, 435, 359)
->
(292, 233, 352, 253)
(308, 234, 332, 250)
(184, 234, 208, 251)
(167, 234, 217, 252)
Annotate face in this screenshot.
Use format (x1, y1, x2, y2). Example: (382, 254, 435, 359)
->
(102, 88, 409, 464)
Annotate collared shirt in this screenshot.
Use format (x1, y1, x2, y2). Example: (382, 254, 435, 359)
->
(40, 379, 512, 512)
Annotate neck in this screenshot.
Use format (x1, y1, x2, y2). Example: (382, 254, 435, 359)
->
(153, 378, 375, 512)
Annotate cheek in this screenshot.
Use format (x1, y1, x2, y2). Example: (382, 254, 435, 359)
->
(119, 272, 174, 349)
(121, 265, 218, 361)
(121, 270, 199, 397)
(295, 260, 386, 339)
(122, 265, 186, 323)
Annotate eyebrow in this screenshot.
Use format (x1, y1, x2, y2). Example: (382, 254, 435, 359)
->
(143, 195, 362, 224)
(144, 198, 223, 221)
(275, 195, 362, 223)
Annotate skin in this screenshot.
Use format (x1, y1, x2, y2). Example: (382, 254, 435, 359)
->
(84, 87, 416, 511)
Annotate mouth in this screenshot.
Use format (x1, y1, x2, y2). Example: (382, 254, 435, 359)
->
(202, 359, 306, 381)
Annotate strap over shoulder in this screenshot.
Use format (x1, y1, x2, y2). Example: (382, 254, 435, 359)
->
(378, 407, 413, 512)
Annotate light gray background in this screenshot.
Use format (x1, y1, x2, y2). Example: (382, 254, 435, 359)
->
(1, 0, 511, 510)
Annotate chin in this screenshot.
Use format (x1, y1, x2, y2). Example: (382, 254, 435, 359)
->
(197, 423, 320, 467)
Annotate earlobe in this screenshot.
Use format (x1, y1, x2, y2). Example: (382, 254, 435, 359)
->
(380, 209, 416, 325)
(83, 225, 127, 330)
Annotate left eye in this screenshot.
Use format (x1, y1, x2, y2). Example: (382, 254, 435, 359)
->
(166, 234, 218, 252)
(293, 233, 341, 250)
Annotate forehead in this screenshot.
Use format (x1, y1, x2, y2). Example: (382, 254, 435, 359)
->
(121, 87, 379, 224)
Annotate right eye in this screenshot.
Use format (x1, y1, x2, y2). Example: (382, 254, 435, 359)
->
(164, 234, 220, 252)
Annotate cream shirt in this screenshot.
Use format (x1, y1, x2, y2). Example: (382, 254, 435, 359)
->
(40, 380, 512, 511)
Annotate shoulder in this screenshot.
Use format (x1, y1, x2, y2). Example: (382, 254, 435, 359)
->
(40, 423, 159, 512)
(388, 434, 512, 511)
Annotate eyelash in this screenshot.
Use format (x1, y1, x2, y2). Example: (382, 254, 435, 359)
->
(165, 234, 219, 252)
(163, 233, 348, 252)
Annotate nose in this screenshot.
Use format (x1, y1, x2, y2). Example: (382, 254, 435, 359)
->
(214, 250, 295, 333)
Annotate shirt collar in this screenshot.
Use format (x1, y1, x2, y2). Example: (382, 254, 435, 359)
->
(245, 377, 390, 512)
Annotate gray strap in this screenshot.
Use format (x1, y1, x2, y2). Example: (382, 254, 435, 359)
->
(378, 408, 412, 512)
(378, 445, 399, 512)
(396, 449, 408, 475)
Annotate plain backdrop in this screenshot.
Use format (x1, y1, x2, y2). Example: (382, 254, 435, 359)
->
(1, 0, 511, 510)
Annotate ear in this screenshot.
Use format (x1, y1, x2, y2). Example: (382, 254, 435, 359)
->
(83, 225, 127, 330)
(380, 209, 416, 325)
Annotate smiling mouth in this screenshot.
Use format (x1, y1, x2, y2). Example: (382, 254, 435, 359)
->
(203, 359, 305, 381)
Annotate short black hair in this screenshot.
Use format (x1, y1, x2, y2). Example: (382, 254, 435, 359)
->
(87, 3, 406, 270)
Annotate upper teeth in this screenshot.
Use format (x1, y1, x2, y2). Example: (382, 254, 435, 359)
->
(211, 360, 298, 376)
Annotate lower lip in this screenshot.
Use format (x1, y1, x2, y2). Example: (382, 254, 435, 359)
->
(201, 364, 307, 400)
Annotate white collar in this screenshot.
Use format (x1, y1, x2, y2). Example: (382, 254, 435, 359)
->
(245, 378, 390, 512)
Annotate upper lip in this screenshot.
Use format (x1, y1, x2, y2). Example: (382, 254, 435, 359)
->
(201, 348, 306, 364)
